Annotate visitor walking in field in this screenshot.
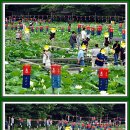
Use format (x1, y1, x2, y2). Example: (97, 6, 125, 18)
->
(69, 31, 77, 49)
(81, 28, 87, 40)
(91, 44, 100, 68)
(76, 34, 81, 50)
(81, 37, 90, 51)
(113, 41, 120, 65)
(42, 45, 51, 69)
(77, 45, 86, 66)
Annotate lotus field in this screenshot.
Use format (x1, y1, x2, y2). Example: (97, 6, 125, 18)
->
(5, 22, 126, 95)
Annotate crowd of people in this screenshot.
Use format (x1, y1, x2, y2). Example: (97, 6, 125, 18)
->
(67, 25, 126, 67)
(6, 19, 126, 68)
(5, 116, 124, 130)
(57, 120, 122, 130)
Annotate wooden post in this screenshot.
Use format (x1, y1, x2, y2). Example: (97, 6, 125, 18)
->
(52, 88, 55, 94)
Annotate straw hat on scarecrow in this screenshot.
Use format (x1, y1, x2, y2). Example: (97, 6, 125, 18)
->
(25, 27, 29, 34)
(50, 28, 56, 33)
(44, 45, 49, 51)
(101, 48, 106, 54)
(104, 32, 109, 38)
(121, 41, 126, 48)
(80, 44, 86, 50)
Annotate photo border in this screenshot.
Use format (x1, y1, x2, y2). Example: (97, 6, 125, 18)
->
(3, 101, 128, 130)
(2, 2, 128, 97)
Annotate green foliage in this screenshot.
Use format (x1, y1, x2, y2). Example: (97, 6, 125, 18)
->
(5, 104, 125, 120)
(5, 22, 125, 95)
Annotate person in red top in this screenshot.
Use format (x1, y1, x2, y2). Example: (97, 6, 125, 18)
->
(36, 26, 39, 32)
(40, 26, 43, 32)
(5, 23, 9, 30)
(100, 124, 103, 130)
(109, 28, 114, 38)
(77, 24, 82, 34)
(64, 120, 68, 127)
(31, 26, 34, 32)
(86, 25, 91, 35)
(108, 24, 111, 32)
(91, 27, 95, 35)
(71, 122, 76, 130)
(92, 125, 95, 130)
(87, 123, 91, 130)
(81, 123, 85, 129)
(68, 24, 71, 32)
(97, 26, 102, 35)
(103, 124, 107, 130)
(122, 29, 125, 39)
(119, 23, 122, 31)
(19, 118, 23, 127)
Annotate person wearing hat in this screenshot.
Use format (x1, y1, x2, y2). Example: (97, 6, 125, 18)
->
(119, 41, 125, 66)
(24, 27, 30, 42)
(113, 41, 120, 65)
(95, 48, 106, 68)
(42, 45, 51, 69)
(77, 45, 86, 66)
(103, 32, 110, 46)
(50, 28, 56, 40)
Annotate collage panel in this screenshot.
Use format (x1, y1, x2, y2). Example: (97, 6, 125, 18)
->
(3, 2, 127, 96)
(3, 102, 127, 130)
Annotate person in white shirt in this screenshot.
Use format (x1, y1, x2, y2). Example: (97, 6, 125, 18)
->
(76, 34, 81, 50)
(91, 44, 100, 67)
(81, 28, 87, 40)
(43, 45, 51, 69)
(16, 30, 21, 41)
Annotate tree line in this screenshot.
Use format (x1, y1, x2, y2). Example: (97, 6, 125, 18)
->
(5, 104, 125, 120)
(5, 5, 125, 17)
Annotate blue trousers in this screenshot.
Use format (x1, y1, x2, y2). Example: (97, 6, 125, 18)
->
(78, 28, 81, 34)
(122, 34, 125, 39)
(114, 53, 119, 65)
(109, 32, 113, 38)
(71, 43, 75, 49)
(80, 60, 85, 66)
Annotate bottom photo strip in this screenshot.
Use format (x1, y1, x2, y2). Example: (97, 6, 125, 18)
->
(3, 102, 127, 130)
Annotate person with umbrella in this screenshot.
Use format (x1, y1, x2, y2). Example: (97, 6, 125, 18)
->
(113, 41, 120, 65)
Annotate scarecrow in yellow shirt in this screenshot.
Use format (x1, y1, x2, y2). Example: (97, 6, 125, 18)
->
(24, 27, 30, 42)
